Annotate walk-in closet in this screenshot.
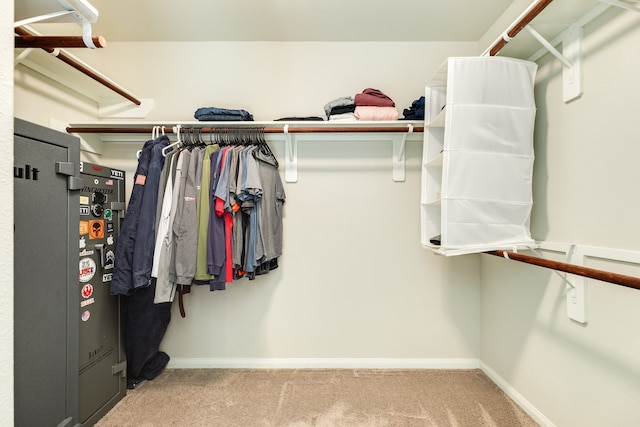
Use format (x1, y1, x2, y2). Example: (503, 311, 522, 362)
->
(4, 0, 640, 425)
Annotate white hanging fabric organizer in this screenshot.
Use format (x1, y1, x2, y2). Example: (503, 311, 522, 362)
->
(421, 56, 537, 256)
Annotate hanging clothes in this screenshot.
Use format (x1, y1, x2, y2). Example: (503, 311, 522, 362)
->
(112, 135, 170, 294)
(114, 127, 286, 377)
(207, 147, 227, 290)
(132, 136, 171, 288)
(112, 128, 286, 385)
(123, 128, 287, 301)
(194, 144, 219, 283)
(152, 148, 179, 304)
(173, 147, 201, 286)
(110, 134, 172, 389)
(111, 138, 154, 296)
(254, 146, 286, 264)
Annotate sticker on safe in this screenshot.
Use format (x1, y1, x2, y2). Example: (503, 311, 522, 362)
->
(89, 220, 104, 239)
(79, 258, 96, 283)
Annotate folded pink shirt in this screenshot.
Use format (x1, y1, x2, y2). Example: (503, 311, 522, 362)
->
(354, 106, 399, 121)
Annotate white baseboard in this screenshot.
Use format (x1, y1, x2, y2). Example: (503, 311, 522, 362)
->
(167, 357, 481, 370)
(480, 362, 555, 427)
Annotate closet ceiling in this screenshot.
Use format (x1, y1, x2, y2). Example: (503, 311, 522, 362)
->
(18, 0, 604, 52)
(22, 0, 514, 42)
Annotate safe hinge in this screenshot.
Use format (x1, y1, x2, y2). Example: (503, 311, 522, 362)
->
(110, 201, 125, 211)
(112, 360, 127, 378)
(55, 162, 84, 191)
(111, 201, 126, 219)
(55, 161, 74, 176)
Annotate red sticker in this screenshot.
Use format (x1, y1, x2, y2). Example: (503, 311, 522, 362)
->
(81, 284, 93, 298)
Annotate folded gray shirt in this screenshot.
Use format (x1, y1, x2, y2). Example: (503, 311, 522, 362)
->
(323, 96, 355, 117)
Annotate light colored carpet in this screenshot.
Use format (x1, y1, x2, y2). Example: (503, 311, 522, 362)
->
(96, 368, 539, 426)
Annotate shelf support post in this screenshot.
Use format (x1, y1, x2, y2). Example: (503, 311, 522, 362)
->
(284, 125, 298, 183)
(565, 245, 588, 324)
(562, 25, 583, 102)
(392, 124, 412, 182)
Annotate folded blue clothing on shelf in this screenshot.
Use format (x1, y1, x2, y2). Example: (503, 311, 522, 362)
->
(194, 114, 249, 121)
(401, 96, 425, 120)
(194, 107, 254, 121)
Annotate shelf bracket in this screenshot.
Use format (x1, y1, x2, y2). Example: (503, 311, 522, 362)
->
(80, 18, 97, 48)
(14, 48, 34, 66)
(525, 25, 573, 68)
(565, 244, 588, 324)
(14, 1, 99, 49)
(14, 10, 74, 28)
(525, 24, 582, 102)
(392, 124, 412, 182)
(600, 0, 640, 14)
(284, 125, 298, 183)
(561, 25, 583, 102)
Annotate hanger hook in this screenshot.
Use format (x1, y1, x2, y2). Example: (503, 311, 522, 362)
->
(174, 125, 182, 143)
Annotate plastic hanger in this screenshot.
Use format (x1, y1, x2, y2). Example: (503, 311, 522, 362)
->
(161, 125, 183, 157)
(136, 125, 159, 159)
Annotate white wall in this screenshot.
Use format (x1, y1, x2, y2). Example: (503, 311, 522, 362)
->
(481, 7, 640, 426)
(14, 40, 484, 366)
(0, 0, 13, 422)
(68, 41, 471, 122)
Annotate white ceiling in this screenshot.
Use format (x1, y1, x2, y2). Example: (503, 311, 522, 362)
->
(16, 0, 606, 57)
(17, 0, 515, 42)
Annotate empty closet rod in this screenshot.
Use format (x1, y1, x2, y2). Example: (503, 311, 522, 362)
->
(15, 27, 141, 106)
(486, 250, 640, 291)
(485, 0, 555, 56)
(66, 125, 425, 134)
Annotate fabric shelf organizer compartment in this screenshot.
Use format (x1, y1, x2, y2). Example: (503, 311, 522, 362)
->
(421, 56, 538, 256)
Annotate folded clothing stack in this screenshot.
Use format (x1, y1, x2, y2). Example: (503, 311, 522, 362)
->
(353, 88, 398, 121)
(324, 96, 356, 122)
(401, 96, 425, 120)
(194, 107, 254, 121)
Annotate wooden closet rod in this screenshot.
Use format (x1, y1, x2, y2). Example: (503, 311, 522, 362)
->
(486, 250, 640, 291)
(66, 125, 425, 134)
(15, 27, 141, 106)
(486, 0, 555, 56)
(15, 35, 108, 49)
